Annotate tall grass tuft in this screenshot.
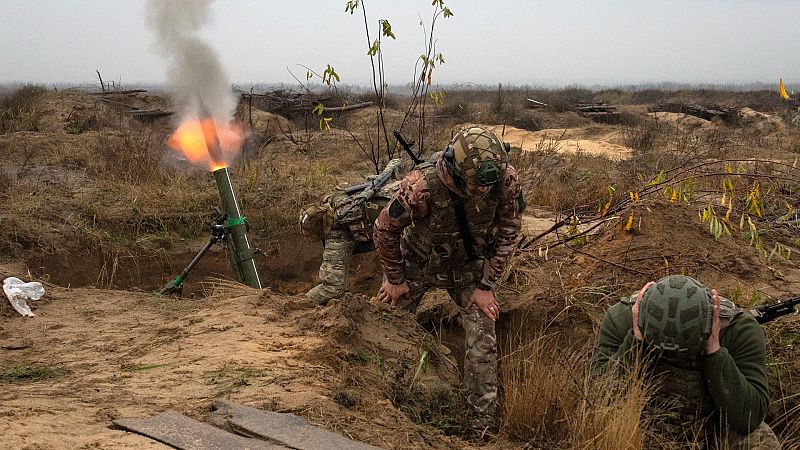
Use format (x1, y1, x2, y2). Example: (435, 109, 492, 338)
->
(500, 328, 668, 449)
(0, 84, 47, 133)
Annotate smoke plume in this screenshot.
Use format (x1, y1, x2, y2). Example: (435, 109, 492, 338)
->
(145, 0, 235, 121)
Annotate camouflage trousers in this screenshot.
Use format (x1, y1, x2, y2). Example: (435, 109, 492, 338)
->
(394, 261, 499, 424)
(718, 422, 781, 450)
(306, 229, 355, 304)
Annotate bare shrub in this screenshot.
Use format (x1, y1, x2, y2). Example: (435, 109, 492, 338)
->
(437, 99, 471, 122)
(511, 111, 542, 132)
(621, 117, 672, 154)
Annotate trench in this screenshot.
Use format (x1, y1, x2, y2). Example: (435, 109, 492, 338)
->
(21, 229, 385, 299)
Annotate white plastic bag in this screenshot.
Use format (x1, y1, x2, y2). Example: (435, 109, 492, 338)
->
(3, 277, 45, 317)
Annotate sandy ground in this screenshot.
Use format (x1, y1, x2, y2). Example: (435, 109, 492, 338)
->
(0, 276, 471, 450)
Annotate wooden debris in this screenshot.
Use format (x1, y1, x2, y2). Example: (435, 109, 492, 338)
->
(652, 102, 737, 122)
(129, 109, 174, 119)
(90, 89, 149, 96)
(575, 102, 620, 122)
(526, 98, 548, 108)
(113, 410, 286, 450)
(238, 89, 370, 118)
(321, 101, 372, 112)
(209, 400, 382, 450)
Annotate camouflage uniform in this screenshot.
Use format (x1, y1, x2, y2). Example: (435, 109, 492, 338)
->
(591, 288, 781, 449)
(374, 154, 523, 424)
(306, 181, 401, 305)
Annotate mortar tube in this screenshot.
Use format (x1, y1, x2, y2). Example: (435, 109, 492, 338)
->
(212, 167, 263, 289)
(198, 102, 225, 167)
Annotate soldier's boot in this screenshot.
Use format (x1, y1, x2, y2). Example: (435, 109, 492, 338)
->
(461, 308, 499, 435)
(305, 283, 343, 305)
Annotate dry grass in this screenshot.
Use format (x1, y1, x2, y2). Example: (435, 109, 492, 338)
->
(499, 327, 702, 450)
(0, 84, 47, 133)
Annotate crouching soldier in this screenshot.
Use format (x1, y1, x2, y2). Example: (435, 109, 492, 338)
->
(591, 274, 781, 449)
(373, 126, 525, 431)
(299, 159, 402, 305)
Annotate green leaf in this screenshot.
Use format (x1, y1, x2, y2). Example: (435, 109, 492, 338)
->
(368, 40, 380, 56)
(312, 103, 324, 116)
(443, 6, 453, 17)
(381, 20, 396, 39)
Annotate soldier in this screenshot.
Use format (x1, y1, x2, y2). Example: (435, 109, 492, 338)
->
(590, 275, 781, 449)
(300, 159, 402, 305)
(373, 126, 524, 430)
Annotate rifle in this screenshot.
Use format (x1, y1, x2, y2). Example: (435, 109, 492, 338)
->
(334, 158, 401, 221)
(394, 130, 423, 165)
(750, 297, 800, 324)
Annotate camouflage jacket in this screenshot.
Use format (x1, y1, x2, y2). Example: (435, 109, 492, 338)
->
(590, 298, 770, 435)
(373, 155, 523, 287)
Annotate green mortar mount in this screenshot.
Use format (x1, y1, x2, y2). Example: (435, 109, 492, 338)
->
(160, 108, 263, 296)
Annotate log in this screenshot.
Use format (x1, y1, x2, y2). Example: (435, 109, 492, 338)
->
(526, 98, 548, 107)
(129, 109, 174, 118)
(321, 102, 373, 112)
(90, 89, 148, 96)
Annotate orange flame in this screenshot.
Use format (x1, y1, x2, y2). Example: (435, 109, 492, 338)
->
(168, 117, 244, 171)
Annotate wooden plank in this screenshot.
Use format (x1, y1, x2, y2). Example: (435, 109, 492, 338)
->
(113, 411, 286, 450)
(210, 400, 383, 450)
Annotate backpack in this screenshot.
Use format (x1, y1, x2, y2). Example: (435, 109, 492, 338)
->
(299, 195, 335, 242)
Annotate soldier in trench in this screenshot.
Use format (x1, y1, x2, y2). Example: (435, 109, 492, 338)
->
(591, 274, 781, 449)
(372, 126, 524, 430)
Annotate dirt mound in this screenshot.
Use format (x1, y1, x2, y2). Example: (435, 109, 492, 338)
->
(0, 281, 469, 449)
(248, 110, 291, 140)
(646, 112, 716, 131)
(563, 201, 797, 299)
(342, 106, 406, 131)
(483, 124, 632, 160)
(738, 107, 785, 134)
(35, 90, 171, 134)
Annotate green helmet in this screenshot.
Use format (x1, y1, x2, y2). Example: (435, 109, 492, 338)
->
(638, 275, 714, 359)
(444, 126, 508, 186)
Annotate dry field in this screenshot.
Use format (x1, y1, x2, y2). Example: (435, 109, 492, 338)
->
(1, 85, 799, 449)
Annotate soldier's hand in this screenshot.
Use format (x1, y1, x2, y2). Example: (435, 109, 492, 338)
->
(632, 281, 655, 341)
(466, 288, 500, 321)
(705, 289, 721, 355)
(377, 280, 409, 306)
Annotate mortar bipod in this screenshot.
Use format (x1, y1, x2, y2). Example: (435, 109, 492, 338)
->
(159, 211, 229, 296)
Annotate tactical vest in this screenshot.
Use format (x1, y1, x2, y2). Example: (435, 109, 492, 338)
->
(403, 164, 502, 287)
(619, 295, 741, 441)
(333, 180, 401, 244)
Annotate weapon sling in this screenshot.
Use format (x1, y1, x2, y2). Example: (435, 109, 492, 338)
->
(449, 190, 478, 261)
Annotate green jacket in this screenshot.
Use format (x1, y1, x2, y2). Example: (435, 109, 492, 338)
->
(590, 300, 770, 435)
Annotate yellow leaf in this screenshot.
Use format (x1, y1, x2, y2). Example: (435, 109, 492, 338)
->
(780, 78, 790, 100)
(625, 215, 634, 231)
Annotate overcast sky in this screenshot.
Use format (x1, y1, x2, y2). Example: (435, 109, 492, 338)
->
(2, 0, 800, 88)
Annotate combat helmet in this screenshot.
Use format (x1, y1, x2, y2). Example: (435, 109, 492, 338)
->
(444, 126, 508, 188)
(638, 275, 714, 359)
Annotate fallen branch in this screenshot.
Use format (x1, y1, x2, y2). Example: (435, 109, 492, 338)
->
(90, 89, 148, 96)
(321, 102, 373, 112)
